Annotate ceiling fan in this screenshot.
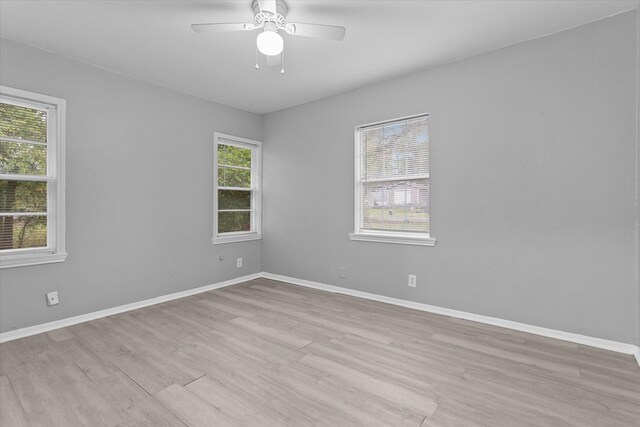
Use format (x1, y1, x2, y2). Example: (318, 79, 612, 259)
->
(191, 0, 346, 73)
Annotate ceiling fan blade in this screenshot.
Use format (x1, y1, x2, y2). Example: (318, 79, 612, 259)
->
(285, 23, 345, 41)
(266, 54, 281, 67)
(191, 23, 256, 33)
(258, 0, 277, 15)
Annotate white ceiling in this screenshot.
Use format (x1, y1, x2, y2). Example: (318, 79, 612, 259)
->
(0, 1, 636, 114)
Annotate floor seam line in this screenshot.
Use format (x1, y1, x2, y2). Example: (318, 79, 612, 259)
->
(111, 362, 190, 427)
(183, 373, 207, 387)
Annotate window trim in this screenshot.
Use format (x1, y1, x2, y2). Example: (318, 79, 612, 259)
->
(349, 113, 436, 247)
(212, 132, 262, 245)
(0, 86, 67, 268)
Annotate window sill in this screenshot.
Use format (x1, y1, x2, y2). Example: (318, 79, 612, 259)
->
(212, 232, 261, 245)
(348, 232, 436, 247)
(0, 252, 68, 269)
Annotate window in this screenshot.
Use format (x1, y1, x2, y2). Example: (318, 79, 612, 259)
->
(349, 114, 435, 246)
(0, 86, 67, 268)
(213, 133, 261, 244)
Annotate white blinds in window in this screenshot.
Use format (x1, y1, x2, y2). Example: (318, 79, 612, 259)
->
(359, 115, 430, 234)
(360, 116, 429, 181)
(0, 99, 53, 251)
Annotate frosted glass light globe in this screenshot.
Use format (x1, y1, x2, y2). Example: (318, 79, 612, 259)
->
(257, 30, 283, 56)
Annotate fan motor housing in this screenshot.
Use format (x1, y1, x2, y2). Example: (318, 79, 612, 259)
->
(251, 0, 288, 26)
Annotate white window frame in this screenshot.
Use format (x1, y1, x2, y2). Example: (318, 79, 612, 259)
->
(349, 113, 436, 247)
(213, 132, 262, 244)
(0, 86, 67, 268)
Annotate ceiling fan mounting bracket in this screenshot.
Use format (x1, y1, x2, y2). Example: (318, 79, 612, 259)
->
(251, 0, 288, 26)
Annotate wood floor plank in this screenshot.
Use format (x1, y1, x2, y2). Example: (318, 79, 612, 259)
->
(228, 316, 313, 349)
(304, 336, 460, 392)
(185, 375, 293, 427)
(1, 278, 638, 426)
(7, 361, 125, 427)
(0, 375, 30, 427)
(6, 368, 82, 426)
(155, 383, 236, 426)
(202, 359, 381, 426)
(46, 327, 75, 343)
(298, 353, 439, 417)
(279, 361, 426, 426)
(194, 294, 257, 318)
(111, 347, 205, 395)
(87, 368, 186, 426)
(216, 287, 395, 344)
(431, 333, 582, 377)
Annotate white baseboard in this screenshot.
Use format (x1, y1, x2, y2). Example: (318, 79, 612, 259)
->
(261, 272, 640, 361)
(0, 273, 261, 343)
(3, 270, 639, 369)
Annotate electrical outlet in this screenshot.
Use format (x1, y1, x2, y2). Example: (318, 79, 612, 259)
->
(338, 267, 348, 279)
(408, 274, 417, 288)
(237, 257, 243, 268)
(46, 291, 59, 306)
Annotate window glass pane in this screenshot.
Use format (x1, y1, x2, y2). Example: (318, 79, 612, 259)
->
(362, 116, 429, 180)
(362, 179, 429, 233)
(0, 103, 47, 143)
(218, 144, 251, 167)
(0, 140, 47, 175)
(0, 214, 47, 250)
(0, 180, 47, 213)
(218, 166, 251, 188)
(218, 211, 251, 233)
(214, 137, 260, 241)
(218, 189, 251, 210)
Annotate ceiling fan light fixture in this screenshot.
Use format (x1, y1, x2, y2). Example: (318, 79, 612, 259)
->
(192, 0, 346, 69)
(257, 27, 283, 56)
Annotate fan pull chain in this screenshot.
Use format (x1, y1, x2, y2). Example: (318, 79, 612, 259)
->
(280, 50, 285, 74)
(255, 44, 260, 70)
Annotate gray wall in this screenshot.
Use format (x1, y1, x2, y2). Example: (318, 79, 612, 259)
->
(0, 38, 262, 333)
(2, 11, 639, 345)
(263, 11, 639, 344)
(637, 8, 640, 349)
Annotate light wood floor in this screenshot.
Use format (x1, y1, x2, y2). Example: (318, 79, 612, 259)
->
(1, 278, 639, 426)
